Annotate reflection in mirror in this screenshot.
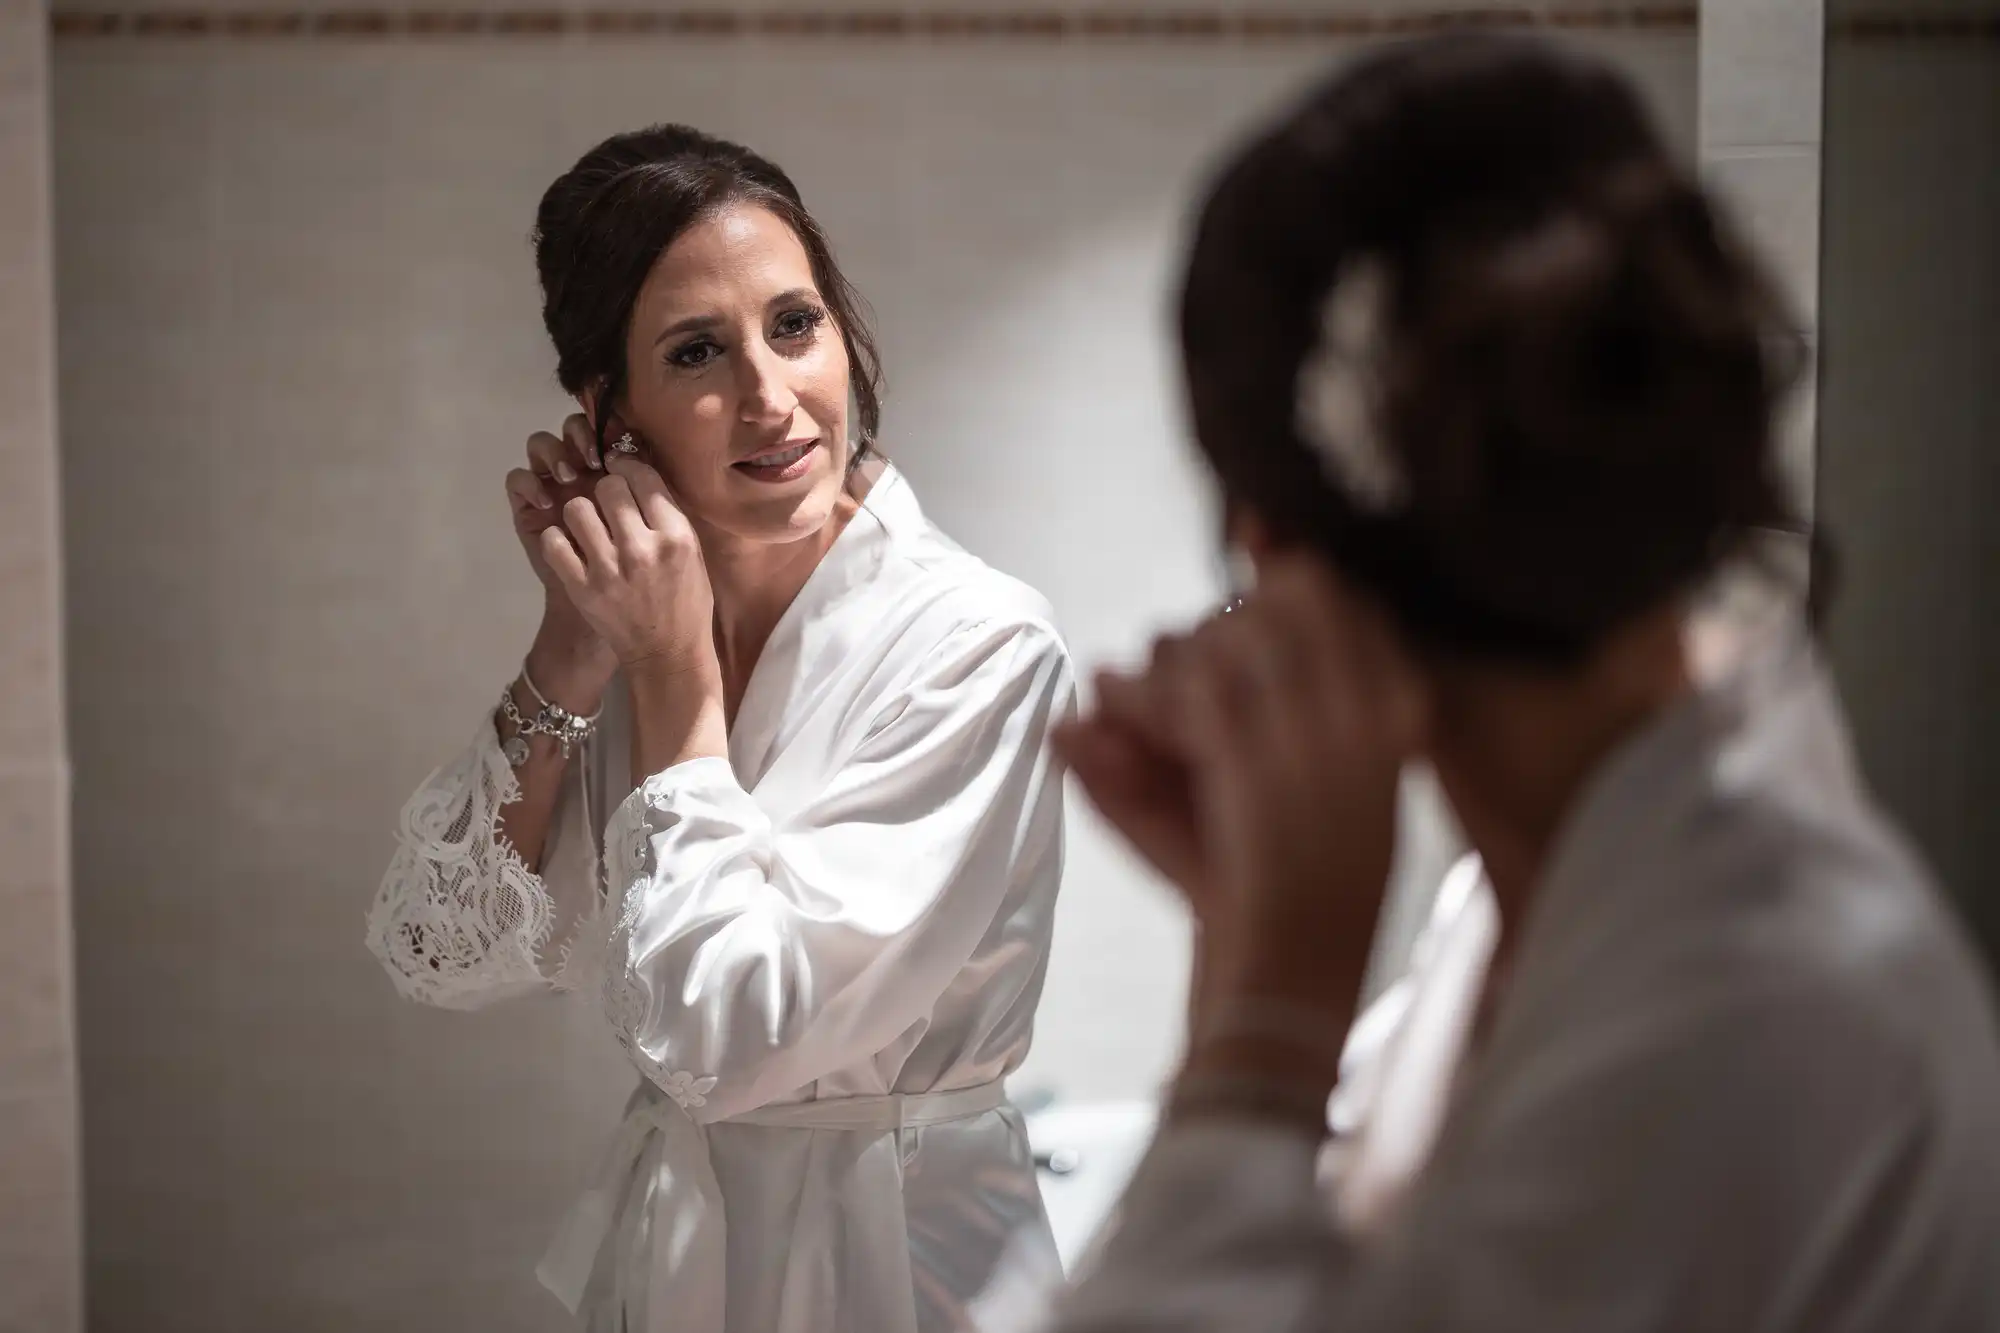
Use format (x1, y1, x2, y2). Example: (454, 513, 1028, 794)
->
(63, 4, 1988, 1329)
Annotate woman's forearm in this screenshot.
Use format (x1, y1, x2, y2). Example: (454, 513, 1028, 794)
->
(1174, 912, 1375, 1133)
(494, 612, 617, 871)
(625, 654, 728, 787)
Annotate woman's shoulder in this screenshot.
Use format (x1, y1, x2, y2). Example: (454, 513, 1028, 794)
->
(862, 467, 1067, 653)
(874, 556, 1068, 678)
(1553, 795, 1998, 1134)
(833, 548, 1072, 742)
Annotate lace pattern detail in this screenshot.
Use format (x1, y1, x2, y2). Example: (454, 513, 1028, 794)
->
(659, 1070, 719, 1110)
(366, 724, 555, 1008)
(550, 894, 614, 999)
(597, 794, 716, 1108)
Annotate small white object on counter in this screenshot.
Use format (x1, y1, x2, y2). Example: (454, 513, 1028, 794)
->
(1024, 1100, 1159, 1272)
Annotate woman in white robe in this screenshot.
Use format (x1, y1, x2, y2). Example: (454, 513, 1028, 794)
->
(366, 124, 1073, 1333)
(1050, 34, 2000, 1333)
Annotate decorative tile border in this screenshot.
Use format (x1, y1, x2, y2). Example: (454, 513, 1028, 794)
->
(46, 4, 1999, 42)
(1836, 12, 2000, 43)
(49, 5, 1702, 40)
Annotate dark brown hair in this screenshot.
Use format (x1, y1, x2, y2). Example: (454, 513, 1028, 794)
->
(1181, 34, 1807, 664)
(533, 124, 884, 463)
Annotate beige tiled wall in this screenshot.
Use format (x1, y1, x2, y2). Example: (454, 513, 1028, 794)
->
(1698, 0, 1825, 512)
(0, 0, 83, 1329)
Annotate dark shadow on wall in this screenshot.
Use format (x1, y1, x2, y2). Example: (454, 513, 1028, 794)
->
(1818, 10, 2000, 973)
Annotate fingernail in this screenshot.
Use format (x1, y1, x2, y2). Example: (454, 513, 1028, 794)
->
(556, 462, 578, 484)
(535, 492, 554, 510)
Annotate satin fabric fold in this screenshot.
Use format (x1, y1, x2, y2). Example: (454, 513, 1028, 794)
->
(540, 1082, 1009, 1333)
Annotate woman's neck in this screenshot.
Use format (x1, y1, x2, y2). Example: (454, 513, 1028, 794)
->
(1434, 608, 1692, 945)
(698, 493, 860, 715)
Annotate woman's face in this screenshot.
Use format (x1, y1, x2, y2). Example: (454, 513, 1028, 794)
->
(611, 203, 852, 546)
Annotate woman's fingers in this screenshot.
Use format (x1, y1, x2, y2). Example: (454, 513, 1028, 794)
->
(1172, 623, 1266, 803)
(562, 412, 604, 473)
(537, 523, 588, 591)
(1055, 716, 1208, 899)
(1056, 719, 1150, 822)
(1263, 555, 1430, 753)
(604, 454, 685, 532)
(561, 495, 618, 575)
(1092, 629, 1202, 757)
(592, 471, 654, 551)
(505, 466, 553, 514)
(526, 416, 597, 485)
(1092, 667, 1182, 759)
(525, 430, 576, 484)
(1059, 717, 1182, 819)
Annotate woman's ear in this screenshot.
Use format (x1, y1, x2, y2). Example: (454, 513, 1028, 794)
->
(578, 385, 634, 453)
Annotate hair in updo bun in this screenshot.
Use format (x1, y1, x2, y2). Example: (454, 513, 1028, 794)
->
(1180, 33, 1807, 665)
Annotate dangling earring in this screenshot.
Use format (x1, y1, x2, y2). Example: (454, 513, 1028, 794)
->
(609, 431, 640, 456)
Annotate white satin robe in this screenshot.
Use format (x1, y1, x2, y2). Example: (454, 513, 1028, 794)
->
(1321, 851, 1496, 1235)
(1054, 613, 2000, 1333)
(969, 857, 1501, 1333)
(367, 464, 1076, 1333)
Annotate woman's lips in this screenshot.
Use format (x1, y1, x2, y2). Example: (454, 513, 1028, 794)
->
(735, 438, 820, 482)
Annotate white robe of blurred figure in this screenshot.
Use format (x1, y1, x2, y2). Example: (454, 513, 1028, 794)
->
(1051, 599, 2000, 1333)
(366, 462, 1076, 1333)
(967, 853, 1497, 1333)
(1320, 851, 1497, 1233)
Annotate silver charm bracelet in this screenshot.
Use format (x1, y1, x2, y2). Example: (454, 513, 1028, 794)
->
(497, 666, 601, 767)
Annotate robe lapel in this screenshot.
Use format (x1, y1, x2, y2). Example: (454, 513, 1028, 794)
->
(727, 466, 918, 792)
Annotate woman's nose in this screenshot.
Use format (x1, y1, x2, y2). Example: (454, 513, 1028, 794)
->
(738, 343, 800, 425)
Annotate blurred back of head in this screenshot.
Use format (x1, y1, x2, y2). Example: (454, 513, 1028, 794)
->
(1181, 33, 1806, 667)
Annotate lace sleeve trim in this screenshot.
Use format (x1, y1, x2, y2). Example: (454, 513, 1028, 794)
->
(576, 771, 724, 1106)
(365, 719, 557, 1008)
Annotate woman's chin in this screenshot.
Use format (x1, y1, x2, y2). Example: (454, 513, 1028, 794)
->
(701, 471, 847, 549)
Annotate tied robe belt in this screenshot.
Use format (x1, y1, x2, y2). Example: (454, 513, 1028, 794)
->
(537, 1079, 1010, 1325)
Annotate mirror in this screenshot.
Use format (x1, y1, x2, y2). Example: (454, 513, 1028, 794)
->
(35, 4, 1989, 1328)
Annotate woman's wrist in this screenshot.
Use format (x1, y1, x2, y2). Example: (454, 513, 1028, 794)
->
(1189, 909, 1369, 1031)
(625, 651, 728, 779)
(1182, 996, 1352, 1098)
(526, 610, 617, 714)
(1173, 927, 1373, 1130)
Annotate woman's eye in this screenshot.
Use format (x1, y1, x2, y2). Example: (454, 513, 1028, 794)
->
(669, 339, 721, 369)
(774, 307, 826, 341)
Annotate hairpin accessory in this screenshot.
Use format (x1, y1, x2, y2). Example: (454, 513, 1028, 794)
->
(1295, 256, 1408, 516)
(609, 432, 640, 456)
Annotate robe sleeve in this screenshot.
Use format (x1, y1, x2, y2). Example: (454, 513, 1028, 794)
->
(364, 711, 604, 1010)
(594, 615, 1073, 1120)
(1052, 983, 1938, 1333)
